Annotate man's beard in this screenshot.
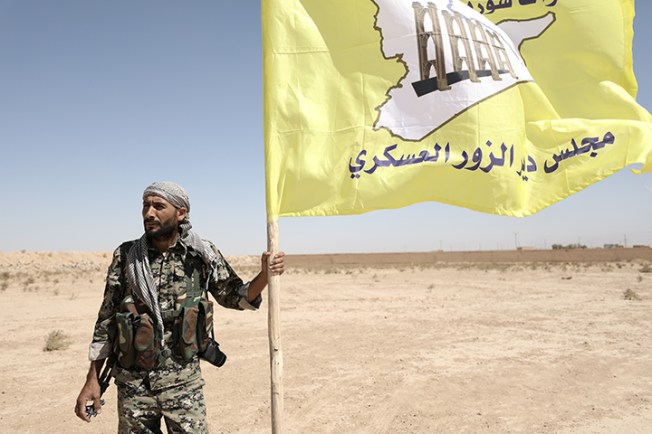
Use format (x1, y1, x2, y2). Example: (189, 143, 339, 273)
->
(144, 218, 178, 240)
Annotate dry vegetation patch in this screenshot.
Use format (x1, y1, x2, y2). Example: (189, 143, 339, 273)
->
(639, 263, 652, 273)
(623, 288, 642, 301)
(43, 330, 70, 351)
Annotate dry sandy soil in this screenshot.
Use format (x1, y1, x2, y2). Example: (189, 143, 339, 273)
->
(0, 250, 651, 433)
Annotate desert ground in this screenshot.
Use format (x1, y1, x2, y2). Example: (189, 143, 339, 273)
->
(0, 249, 651, 433)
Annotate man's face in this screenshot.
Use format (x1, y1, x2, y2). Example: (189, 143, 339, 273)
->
(142, 195, 186, 240)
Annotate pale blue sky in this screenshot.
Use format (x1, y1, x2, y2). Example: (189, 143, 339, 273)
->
(0, 1, 650, 254)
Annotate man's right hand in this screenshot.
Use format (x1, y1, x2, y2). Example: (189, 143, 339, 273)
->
(75, 360, 104, 422)
(75, 378, 102, 422)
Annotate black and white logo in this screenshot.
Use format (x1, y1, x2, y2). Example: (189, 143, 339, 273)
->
(374, 0, 554, 140)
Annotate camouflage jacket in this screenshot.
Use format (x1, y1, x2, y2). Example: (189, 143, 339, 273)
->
(88, 237, 260, 389)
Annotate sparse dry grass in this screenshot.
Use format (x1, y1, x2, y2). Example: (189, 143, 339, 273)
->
(43, 330, 70, 351)
(623, 288, 642, 301)
(22, 276, 36, 292)
(639, 263, 652, 273)
(0, 271, 9, 292)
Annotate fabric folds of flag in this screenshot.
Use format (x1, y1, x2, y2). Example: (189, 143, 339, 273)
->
(263, 0, 652, 220)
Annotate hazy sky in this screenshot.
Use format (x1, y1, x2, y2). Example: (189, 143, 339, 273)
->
(1, 1, 651, 255)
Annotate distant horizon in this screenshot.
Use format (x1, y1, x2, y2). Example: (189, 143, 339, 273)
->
(3, 243, 651, 256)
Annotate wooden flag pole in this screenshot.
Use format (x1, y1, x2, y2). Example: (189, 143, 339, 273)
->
(267, 219, 284, 433)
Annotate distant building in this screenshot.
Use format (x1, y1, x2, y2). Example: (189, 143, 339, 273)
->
(604, 244, 624, 249)
(552, 243, 587, 250)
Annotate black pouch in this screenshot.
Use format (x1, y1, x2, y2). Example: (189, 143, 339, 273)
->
(197, 300, 214, 353)
(200, 338, 227, 367)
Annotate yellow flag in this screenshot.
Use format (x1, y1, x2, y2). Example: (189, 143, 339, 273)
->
(263, 0, 652, 220)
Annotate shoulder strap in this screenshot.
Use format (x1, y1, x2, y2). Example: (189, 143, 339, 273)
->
(118, 240, 137, 298)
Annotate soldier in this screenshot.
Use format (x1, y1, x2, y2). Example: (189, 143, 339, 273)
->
(74, 181, 285, 433)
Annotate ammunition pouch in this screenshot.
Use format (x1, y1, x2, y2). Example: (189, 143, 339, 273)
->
(113, 251, 221, 370)
(115, 298, 161, 370)
(116, 296, 216, 368)
(133, 313, 158, 369)
(115, 312, 136, 369)
(173, 299, 214, 361)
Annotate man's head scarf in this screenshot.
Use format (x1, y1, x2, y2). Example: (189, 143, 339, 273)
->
(125, 181, 218, 348)
(143, 181, 191, 213)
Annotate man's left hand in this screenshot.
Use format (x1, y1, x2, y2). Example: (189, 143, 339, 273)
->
(262, 251, 285, 276)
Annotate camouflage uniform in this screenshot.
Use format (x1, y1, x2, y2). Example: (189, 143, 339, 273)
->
(88, 238, 260, 433)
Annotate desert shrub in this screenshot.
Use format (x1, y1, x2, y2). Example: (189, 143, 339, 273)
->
(638, 264, 652, 273)
(43, 330, 70, 351)
(623, 288, 642, 301)
(23, 276, 37, 292)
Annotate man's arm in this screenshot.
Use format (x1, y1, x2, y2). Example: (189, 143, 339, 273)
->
(74, 244, 127, 422)
(74, 359, 105, 422)
(207, 245, 284, 310)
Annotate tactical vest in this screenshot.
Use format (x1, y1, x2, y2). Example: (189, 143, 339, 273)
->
(114, 241, 214, 370)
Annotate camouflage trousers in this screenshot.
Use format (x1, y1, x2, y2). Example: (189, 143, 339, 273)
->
(116, 374, 208, 434)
